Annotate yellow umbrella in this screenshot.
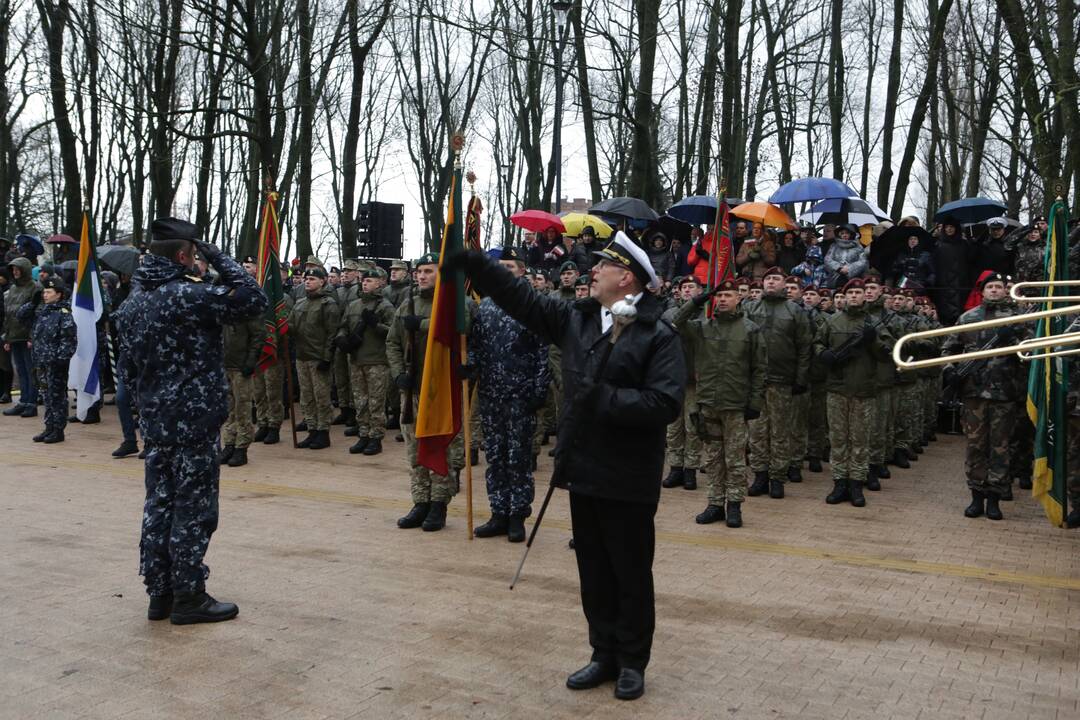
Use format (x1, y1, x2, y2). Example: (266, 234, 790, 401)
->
(560, 212, 614, 238)
(729, 201, 797, 230)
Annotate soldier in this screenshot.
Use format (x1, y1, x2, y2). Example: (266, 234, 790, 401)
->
(814, 278, 893, 507)
(741, 266, 812, 498)
(673, 279, 765, 527)
(802, 285, 829, 471)
(335, 269, 395, 455)
(383, 260, 411, 308)
(862, 276, 902, 485)
(114, 217, 267, 623)
(662, 275, 703, 491)
(219, 259, 265, 467)
(736, 277, 751, 301)
(1067, 355, 1080, 528)
(915, 297, 943, 448)
(252, 286, 292, 446)
(942, 272, 1030, 521)
(329, 261, 359, 434)
(17, 277, 76, 443)
(748, 279, 763, 302)
(471, 246, 549, 542)
(892, 289, 927, 466)
(1011, 225, 1047, 287)
(2, 256, 42, 418)
(288, 266, 341, 450)
(574, 274, 590, 299)
(785, 275, 810, 481)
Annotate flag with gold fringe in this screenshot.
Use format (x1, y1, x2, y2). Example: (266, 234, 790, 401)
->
(67, 211, 103, 420)
(464, 192, 482, 298)
(255, 191, 288, 371)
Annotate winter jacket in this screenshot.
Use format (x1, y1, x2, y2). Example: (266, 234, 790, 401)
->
(864, 297, 905, 390)
(3, 257, 41, 343)
(223, 314, 265, 372)
(381, 280, 412, 309)
(931, 235, 971, 325)
(673, 301, 765, 415)
(288, 286, 341, 363)
(336, 291, 395, 366)
(777, 241, 806, 274)
(18, 299, 76, 364)
(890, 310, 927, 385)
(670, 243, 691, 277)
(646, 246, 673, 282)
(890, 248, 936, 290)
(942, 299, 1032, 401)
(741, 290, 813, 388)
(465, 257, 685, 506)
(813, 303, 894, 398)
(970, 235, 1013, 279)
(792, 246, 829, 288)
(386, 289, 474, 391)
(686, 231, 737, 285)
(735, 237, 779, 279)
(823, 238, 869, 288)
(569, 237, 601, 274)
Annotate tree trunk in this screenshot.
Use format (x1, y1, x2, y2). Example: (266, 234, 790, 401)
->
(827, 0, 845, 181)
(626, 0, 664, 208)
(876, 0, 904, 210)
(694, 0, 723, 195)
(718, 0, 743, 192)
(572, 0, 602, 203)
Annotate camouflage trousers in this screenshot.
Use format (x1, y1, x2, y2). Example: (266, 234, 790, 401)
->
(921, 377, 939, 435)
(480, 394, 536, 517)
(42, 362, 68, 432)
(1068, 416, 1080, 505)
(297, 360, 333, 431)
(871, 388, 895, 464)
(961, 398, 1015, 497)
(222, 370, 254, 448)
(1009, 401, 1034, 484)
(807, 385, 829, 458)
(533, 382, 558, 455)
(894, 382, 922, 451)
(748, 384, 794, 481)
(253, 362, 284, 429)
(140, 441, 219, 595)
(826, 394, 874, 481)
(333, 349, 352, 410)
(665, 384, 701, 469)
(402, 393, 461, 505)
(789, 390, 810, 465)
(698, 409, 749, 505)
(349, 363, 389, 439)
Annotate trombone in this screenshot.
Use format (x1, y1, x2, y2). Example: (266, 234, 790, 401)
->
(1011, 280, 1080, 303)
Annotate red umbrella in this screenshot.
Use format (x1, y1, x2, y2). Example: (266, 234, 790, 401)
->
(510, 209, 565, 234)
(46, 234, 78, 244)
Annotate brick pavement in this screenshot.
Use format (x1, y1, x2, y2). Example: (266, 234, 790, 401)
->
(1, 406, 1079, 719)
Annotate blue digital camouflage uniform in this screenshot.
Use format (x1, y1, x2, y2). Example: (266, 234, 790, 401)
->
(115, 252, 267, 596)
(18, 298, 77, 432)
(471, 296, 550, 518)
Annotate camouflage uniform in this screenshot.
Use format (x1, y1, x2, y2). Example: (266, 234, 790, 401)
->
(892, 309, 927, 452)
(662, 300, 701, 473)
(288, 286, 341, 431)
(1011, 236, 1047, 286)
(471, 296, 549, 517)
(115, 250, 267, 595)
(221, 314, 264, 448)
(804, 304, 830, 460)
(18, 298, 77, 433)
(336, 289, 395, 439)
(864, 297, 902, 466)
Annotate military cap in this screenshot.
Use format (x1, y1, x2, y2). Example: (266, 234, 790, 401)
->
(329, 266, 341, 274)
(502, 246, 526, 264)
(679, 275, 701, 287)
(882, 285, 895, 295)
(592, 231, 660, 290)
(1032, 215, 1047, 224)
(390, 259, 409, 271)
(750, 279, 763, 289)
(359, 268, 379, 280)
(842, 278, 865, 292)
(784, 275, 799, 285)
(900, 288, 916, 297)
(304, 255, 324, 268)
(863, 270, 884, 285)
(762, 266, 785, 279)
(41, 276, 67, 294)
(342, 259, 360, 271)
(415, 252, 439, 267)
(559, 260, 579, 274)
(242, 255, 257, 264)
(372, 266, 387, 279)
(979, 272, 1007, 289)
(150, 217, 201, 242)
(574, 275, 591, 287)
(914, 296, 929, 305)
(715, 279, 738, 292)
(736, 276, 752, 287)
(986, 217, 1009, 229)
(819, 288, 833, 298)
(303, 266, 328, 279)
(803, 285, 820, 294)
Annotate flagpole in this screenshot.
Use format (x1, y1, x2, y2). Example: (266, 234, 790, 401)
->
(461, 334, 474, 539)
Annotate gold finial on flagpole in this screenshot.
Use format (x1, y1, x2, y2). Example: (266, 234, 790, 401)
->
(451, 130, 465, 169)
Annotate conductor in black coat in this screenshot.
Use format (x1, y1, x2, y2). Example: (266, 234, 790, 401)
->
(446, 232, 686, 701)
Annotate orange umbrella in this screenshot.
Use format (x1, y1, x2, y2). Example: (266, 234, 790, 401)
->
(729, 201, 797, 230)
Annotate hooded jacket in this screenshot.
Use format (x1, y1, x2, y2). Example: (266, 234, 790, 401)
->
(3, 257, 41, 343)
(823, 238, 869, 288)
(673, 301, 765, 414)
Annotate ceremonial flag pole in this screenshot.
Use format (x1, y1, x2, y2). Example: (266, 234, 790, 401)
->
(705, 177, 733, 318)
(68, 210, 103, 420)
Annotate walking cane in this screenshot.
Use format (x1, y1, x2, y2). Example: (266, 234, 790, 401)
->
(510, 296, 638, 590)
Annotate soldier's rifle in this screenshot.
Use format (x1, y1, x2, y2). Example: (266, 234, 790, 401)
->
(941, 334, 1000, 405)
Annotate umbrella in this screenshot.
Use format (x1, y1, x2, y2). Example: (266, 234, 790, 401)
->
(98, 244, 141, 276)
(509, 209, 565, 234)
(933, 197, 1007, 225)
(559, 212, 613, 238)
(768, 177, 857, 204)
(646, 215, 693, 245)
(589, 197, 659, 223)
(46, 233, 78, 245)
(729, 201, 797, 229)
(666, 195, 744, 225)
(14, 233, 44, 257)
(59, 259, 78, 272)
(869, 225, 935, 275)
(800, 196, 889, 227)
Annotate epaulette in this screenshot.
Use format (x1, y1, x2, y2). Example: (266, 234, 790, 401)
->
(61, 308, 70, 314)
(185, 275, 203, 283)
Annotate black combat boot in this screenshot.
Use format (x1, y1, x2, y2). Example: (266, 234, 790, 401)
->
(807, 457, 823, 473)
(422, 501, 448, 531)
(907, 447, 919, 461)
(1066, 508, 1080, 529)
(33, 427, 51, 442)
(507, 515, 526, 543)
(1018, 475, 1033, 490)
(397, 503, 430, 529)
(307, 429, 331, 450)
(682, 468, 697, 490)
(395, 432, 404, 442)
(985, 495, 1003, 521)
(43, 428, 64, 443)
(82, 404, 101, 424)
(169, 591, 239, 625)
(826, 478, 849, 504)
(386, 414, 400, 430)
(849, 479, 866, 507)
(113, 439, 139, 457)
(1000, 485, 1013, 501)
(344, 424, 359, 437)
(296, 420, 308, 432)
(865, 468, 882, 491)
(331, 408, 349, 425)
(20, 404, 37, 418)
(296, 431, 314, 449)
(3, 403, 25, 416)
(362, 437, 382, 456)
(349, 436, 371, 454)
(695, 504, 725, 525)
(725, 501, 743, 528)
(914, 442, 924, 454)
(768, 478, 784, 499)
(263, 427, 280, 445)
(662, 466, 684, 488)
(147, 593, 173, 621)
(892, 448, 910, 468)
(877, 463, 891, 479)
(227, 448, 248, 467)
(748, 471, 769, 496)
(253, 426, 268, 443)
(218, 444, 235, 464)
(964, 489, 985, 518)
(787, 465, 803, 483)
(474, 514, 509, 538)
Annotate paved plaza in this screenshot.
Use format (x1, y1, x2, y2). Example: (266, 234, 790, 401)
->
(2, 408, 1079, 719)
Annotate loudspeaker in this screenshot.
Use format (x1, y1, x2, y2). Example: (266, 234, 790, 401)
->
(357, 202, 404, 260)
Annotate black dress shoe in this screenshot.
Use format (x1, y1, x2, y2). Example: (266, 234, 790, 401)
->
(148, 593, 173, 621)
(33, 429, 51, 442)
(507, 515, 526, 543)
(169, 591, 239, 625)
(566, 661, 618, 690)
(695, 504, 725, 524)
(398, 503, 430, 529)
(614, 668, 645, 700)
(112, 439, 139, 457)
(20, 405, 37, 418)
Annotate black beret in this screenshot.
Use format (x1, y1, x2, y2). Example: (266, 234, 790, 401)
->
(42, 277, 67, 293)
(304, 267, 328, 279)
(502, 246, 526, 263)
(242, 255, 257, 264)
(150, 217, 201, 242)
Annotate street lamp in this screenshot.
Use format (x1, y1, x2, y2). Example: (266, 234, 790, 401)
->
(551, 0, 572, 214)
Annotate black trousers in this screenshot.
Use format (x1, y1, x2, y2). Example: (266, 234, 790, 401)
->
(569, 491, 657, 672)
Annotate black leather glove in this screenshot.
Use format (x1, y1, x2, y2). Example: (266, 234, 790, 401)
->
(693, 242, 709, 261)
(317, 359, 331, 372)
(441, 249, 490, 280)
(193, 239, 222, 261)
(394, 373, 412, 391)
(692, 291, 711, 307)
(352, 320, 367, 338)
(995, 326, 1015, 342)
(402, 315, 422, 332)
(241, 364, 255, 377)
(361, 308, 377, 324)
(817, 349, 838, 366)
(744, 407, 761, 421)
(861, 325, 877, 343)
(459, 364, 478, 381)
(791, 384, 808, 396)
(333, 335, 352, 351)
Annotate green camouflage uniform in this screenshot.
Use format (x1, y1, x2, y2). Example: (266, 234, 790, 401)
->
(221, 314, 265, 448)
(253, 295, 292, 431)
(864, 297, 903, 465)
(332, 282, 361, 414)
(892, 309, 928, 451)
(337, 289, 395, 439)
(804, 305, 830, 460)
(663, 300, 701, 471)
(288, 286, 341, 431)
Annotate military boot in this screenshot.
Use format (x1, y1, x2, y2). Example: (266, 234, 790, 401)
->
(362, 437, 382, 456)
(695, 504, 725, 524)
(82, 404, 101, 424)
(768, 478, 784, 499)
(1065, 508, 1080, 529)
(307, 429, 331, 450)
(748, 471, 769, 496)
(33, 427, 52, 443)
(147, 593, 173, 621)
(344, 424, 360, 437)
(1018, 476, 1033, 490)
(263, 427, 280, 445)
(682, 468, 697, 490)
(169, 591, 239, 625)
(296, 420, 308, 432)
(296, 431, 314, 449)
(826, 478, 850, 504)
(386, 414, 400, 430)
(43, 428, 64, 444)
(1000, 485, 1013, 501)
(865, 468, 882, 491)
(662, 466, 684, 488)
(787, 465, 803, 483)
(907, 447, 919, 461)
(891, 448, 910, 468)
(253, 426, 268, 443)
(507, 515, 526, 543)
(349, 436, 371, 455)
(849, 479, 866, 507)
(218, 444, 235, 464)
(725, 501, 743, 528)
(3, 403, 25, 416)
(877, 464, 891, 479)
(807, 457, 823, 473)
(19, 404, 37, 418)
(474, 514, 508, 538)
(331, 408, 349, 425)
(964, 489, 985, 518)
(422, 501, 448, 531)
(227, 448, 248, 467)
(985, 495, 1003, 521)
(112, 439, 139, 457)
(397, 503, 430, 529)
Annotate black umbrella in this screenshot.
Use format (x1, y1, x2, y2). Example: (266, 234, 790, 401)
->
(870, 225, 935, 275)
(933, 197, 1007, 225)
(589, 197, 659, 223)
(98, 244, 141, 276)
(645, 215, 693, 246)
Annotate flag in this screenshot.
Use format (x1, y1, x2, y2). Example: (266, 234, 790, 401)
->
(464, 194, 482, 299)
(1026, 197, 1070, 527)
(415, 165, 467, 476)
(67, 211, 103, 420)
(255, 191, 288, 371)
(705, 198, 734, 318)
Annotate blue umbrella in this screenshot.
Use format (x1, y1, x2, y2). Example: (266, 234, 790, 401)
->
(933, 197, 1007, 225)
(666, 195, 745, 225)
(768, 177, 857, 204)
(14, 233, 44, 257)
